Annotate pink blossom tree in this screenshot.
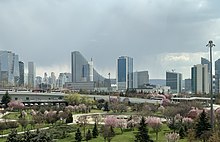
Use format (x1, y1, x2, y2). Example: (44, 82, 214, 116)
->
(165, 132, 180, 142)
(117, 119, 127, 134)
(146, 117, 162, 142)
(182, 117, 194, 130)
(104, 115, 118, 128)
(7, 100, 24, 110)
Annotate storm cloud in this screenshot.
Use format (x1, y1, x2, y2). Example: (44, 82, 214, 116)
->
(0, 0, 220, 79)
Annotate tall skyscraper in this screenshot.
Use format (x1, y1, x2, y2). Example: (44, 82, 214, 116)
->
(71, 51, 92, 83)
(19, 61, 24, 87)
(191, 64, 209, 94)
(28, 62, 35, 89)
(166, 71, 182, 94)
(50, 72, 56, 89)
(133, 71, 149, 88)
(215, 59, 220, 94)
(201, 57, 211, 73)
(0, 51, 20, 86)
(116, 56, 133, 91)
(70, 51, 106, 90)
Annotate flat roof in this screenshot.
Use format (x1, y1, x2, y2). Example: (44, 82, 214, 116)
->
(171, 97, 214, 101)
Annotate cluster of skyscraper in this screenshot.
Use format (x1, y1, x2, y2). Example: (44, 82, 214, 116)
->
(166, 57, 220, 95)
(0, 51, 35, 89)
(69, 51, 149, 92)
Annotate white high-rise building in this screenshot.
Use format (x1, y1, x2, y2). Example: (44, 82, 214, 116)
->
(50, 72, 56, 89)
(0, 51, 20, 86)
(191, 64, 209, 94)
(28, 62, 35, 89)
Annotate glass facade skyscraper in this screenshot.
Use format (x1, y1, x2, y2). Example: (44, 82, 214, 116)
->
(0, 51, 20, 86)
(166, 71, 182, 94)
(117, 56, 133, 91)
(71, 51, 106, 89)
(215, 59, 220, 94)
(19, 61, 24, 86)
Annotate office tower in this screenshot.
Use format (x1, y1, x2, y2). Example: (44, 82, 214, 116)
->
(0, 51, 20, 86)
(71, 51, 91, 83)
(215, 59, 220, 94)
(28, 62, 35, 89)
(19, 61, 24, 86)
(133, 71, 149, 88)
(116, 56, 133, 91)
(191, 64, 209, 94)
(166, 71, 182, 94)
(50, 72, 56, 89)
(184, 78, 191, 93)
(201, 57, 211, 73)
(71, 51, 105, 90)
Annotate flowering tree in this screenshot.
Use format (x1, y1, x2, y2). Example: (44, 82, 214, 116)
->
(45, 111, 58, 124)
(162, 98, 171, 106)
(78, 115, 88, 137)
(117, 119, 127, 134)
(8, 100, 24, 110)
(146, 117, 162, 142)
(182, 117, 193, 130)
(166, 132, 180, 142)
(104, 115, 118, 128)
(58, 111, 69, 123)
(187, 108, 202, 119)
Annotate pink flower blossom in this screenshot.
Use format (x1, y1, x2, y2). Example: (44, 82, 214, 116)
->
(104, 115, 118, 128)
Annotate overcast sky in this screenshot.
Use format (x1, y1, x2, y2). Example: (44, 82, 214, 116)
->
(0, 0, 220, 79)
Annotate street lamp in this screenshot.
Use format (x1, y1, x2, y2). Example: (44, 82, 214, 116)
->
(108, 73, 111, 102)
(206, 40, 215, 130)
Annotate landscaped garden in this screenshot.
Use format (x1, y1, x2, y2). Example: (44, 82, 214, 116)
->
(1, 91, 220, 141)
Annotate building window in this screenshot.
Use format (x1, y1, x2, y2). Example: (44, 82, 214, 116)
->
(26, 97, 29, 100)
(15, 98, 18, 100)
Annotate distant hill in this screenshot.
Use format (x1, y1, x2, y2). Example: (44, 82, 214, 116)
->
(149, 79, 166, 86)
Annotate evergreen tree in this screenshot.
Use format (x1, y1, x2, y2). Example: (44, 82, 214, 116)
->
(75, 128, 82, 142)
(86, 129, 92, 141)
(22, 130, 35, 142)
(104, 102, 109, 112)
(92, 123, 99, 138)
(66, 113, 73, 123)
(135, 116, 153, 142)
(179, 126, 185, 139)
(1, 91, 11, 108)
(195, 110, 211, 141)
(6, 129, 20, 142)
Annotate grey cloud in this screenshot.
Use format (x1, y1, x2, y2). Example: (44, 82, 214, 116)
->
(0, 0, 220, 78)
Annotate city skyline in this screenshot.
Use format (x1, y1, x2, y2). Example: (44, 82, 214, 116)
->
(0, 0, 220, 79)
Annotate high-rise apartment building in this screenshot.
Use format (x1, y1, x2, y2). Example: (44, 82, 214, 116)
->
(28, 62, 35, 89)
(0, 51, 20, 86)
(166, 71, 182, 94)
(19, 61, 24, 86)
(133, 71, 149, 88)
(215, 59, 220, 94)
(191, 64, 209, 94)
(116, 56, 133, 91)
